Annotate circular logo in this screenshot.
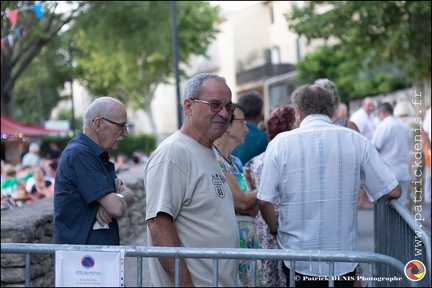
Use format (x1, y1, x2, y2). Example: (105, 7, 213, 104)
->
(81, 255, 95, 269)
(404, 260, 426, 281)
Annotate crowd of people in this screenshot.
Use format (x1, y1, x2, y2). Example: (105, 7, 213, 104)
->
(1, 72, 430, 287)
(1, 142, 59, 209)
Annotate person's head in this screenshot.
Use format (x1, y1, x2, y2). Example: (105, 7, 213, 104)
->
(116, 153, 129, 166)
(314, 78, 340, 113)
(49, 142, 59, 150)
(291, 84, 335, 125)
(46, 160, 58, 178)
(393, 101, 414, 118)
(29, 142, 40, 154)
(337, 102, 348, 120)
(82, 96, 129, 153)
(182, 73, 233, 147)
(220, 104, 249, 147)
(377, 102, 393, 121)
(361, 97, 375, 115)
(266, 105, 296, 141)
(236, 91, 264, 122)
(32, 165, 46, 180)
(3, 163, 17, 178)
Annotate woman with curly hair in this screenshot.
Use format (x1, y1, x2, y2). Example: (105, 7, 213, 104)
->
(244, 104, 296, 287)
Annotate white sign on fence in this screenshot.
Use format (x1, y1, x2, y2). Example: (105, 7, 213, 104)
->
(55, 249, 125, 287)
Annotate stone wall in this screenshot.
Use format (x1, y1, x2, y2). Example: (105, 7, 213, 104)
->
(1, 165, 146, 287)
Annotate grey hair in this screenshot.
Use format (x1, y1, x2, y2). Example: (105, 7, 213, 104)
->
(183, 73, 226, 100)
(291, 84, 335, 118)
(29, 142, 40, 153)
(82, 97, 124, 130)
(314, 78, 340, 111)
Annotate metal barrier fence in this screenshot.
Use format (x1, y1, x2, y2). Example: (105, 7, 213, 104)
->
(375, 199, 431, 287)
(1, 243, 420, 287)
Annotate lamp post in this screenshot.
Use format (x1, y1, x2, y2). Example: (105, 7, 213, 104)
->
(68, 40, 75, 133)
(170, 1, 182, 129)
(68, 41, 82, 134)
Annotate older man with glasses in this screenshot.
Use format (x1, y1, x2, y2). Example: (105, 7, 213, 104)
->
(54, 96, 135, 246)
(144, 73, 239, 287)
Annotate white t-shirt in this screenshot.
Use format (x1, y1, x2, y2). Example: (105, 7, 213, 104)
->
(258, 115, 399, 277)
(145, 131, 239, 287)
(371, 115, 412, 181)
(350, 108, 378, 140)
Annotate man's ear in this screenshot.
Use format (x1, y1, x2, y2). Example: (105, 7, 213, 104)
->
(93, 118, 103, 133)
(184, 99, 193, 117)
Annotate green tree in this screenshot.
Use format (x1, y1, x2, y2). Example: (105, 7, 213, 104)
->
(1, 1, 86, 119)
(12, 35, 70, 125)
(69, 1, 220, 134)
(295, 44, 408, 102)
(286, 1, 431, 100)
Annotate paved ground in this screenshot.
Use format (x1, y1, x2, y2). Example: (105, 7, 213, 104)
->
(124, 205, 431, 287)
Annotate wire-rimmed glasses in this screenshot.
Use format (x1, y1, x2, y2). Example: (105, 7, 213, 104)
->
(190, 98, 235, 115)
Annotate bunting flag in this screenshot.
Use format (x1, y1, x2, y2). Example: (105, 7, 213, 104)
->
(15, 27, 22, 39)
(7, 9, 18, 26)
(32, 4, 43, 20)
(7, 34, 14, 47)
(1, 4, 45, 50)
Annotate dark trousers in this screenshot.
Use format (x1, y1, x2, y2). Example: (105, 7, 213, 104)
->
(283, 263, 355, 288)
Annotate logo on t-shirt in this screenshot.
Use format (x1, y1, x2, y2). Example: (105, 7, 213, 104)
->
(212, 174, 226, 198)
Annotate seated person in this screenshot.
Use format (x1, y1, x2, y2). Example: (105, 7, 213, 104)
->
(25, 165, 54, 201)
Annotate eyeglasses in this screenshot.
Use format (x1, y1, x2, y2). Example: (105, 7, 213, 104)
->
(190, 98, 235, 115)
(94, 117, 130, 130)
(232, 118, 246, 124)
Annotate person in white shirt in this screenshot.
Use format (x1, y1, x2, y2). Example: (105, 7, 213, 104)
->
(21, 142, 40, 167)
(350, 97, 380, 209)
(257, 84, 401, 288)
(350, 97, 379, 140)
(371, 102, 412, 206)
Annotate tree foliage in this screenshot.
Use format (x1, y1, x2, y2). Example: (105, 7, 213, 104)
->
(69, 1, 220, 134)
(286, 1, 431, 98)
(295, 44, 408, 102)
(12, 35, 70, 125)
(1, 1, 86, 119)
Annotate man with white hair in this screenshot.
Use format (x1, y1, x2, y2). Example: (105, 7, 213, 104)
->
(22, 142, 40, 167)
(54, 96, 135, 245)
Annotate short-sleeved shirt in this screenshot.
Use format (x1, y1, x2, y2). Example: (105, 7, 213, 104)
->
(371, 115, 412, 181)
(232, 122, 268, 164)
(145, 131, 239, 287)
(257, 115, 399, 276)
(350, 108, 377, 140)
(53, 132, 119, 245)
(22, 152, 40, 167)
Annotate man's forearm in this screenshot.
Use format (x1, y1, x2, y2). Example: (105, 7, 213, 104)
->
(258, 200, 278, 233)
(147, 214, 194, 287)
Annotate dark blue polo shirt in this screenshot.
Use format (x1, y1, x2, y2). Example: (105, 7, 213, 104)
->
(53, 132, 120, 245)
(232, 122, 268, 165)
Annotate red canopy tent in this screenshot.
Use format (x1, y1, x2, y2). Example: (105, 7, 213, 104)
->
(1, 115, 68, 164)
(1, 115, 67, 138)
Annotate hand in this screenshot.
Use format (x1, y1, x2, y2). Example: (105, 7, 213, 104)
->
(249, 204, 259, 217)
(96, 206, 112, 226)
(115, 178, 123, 194)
